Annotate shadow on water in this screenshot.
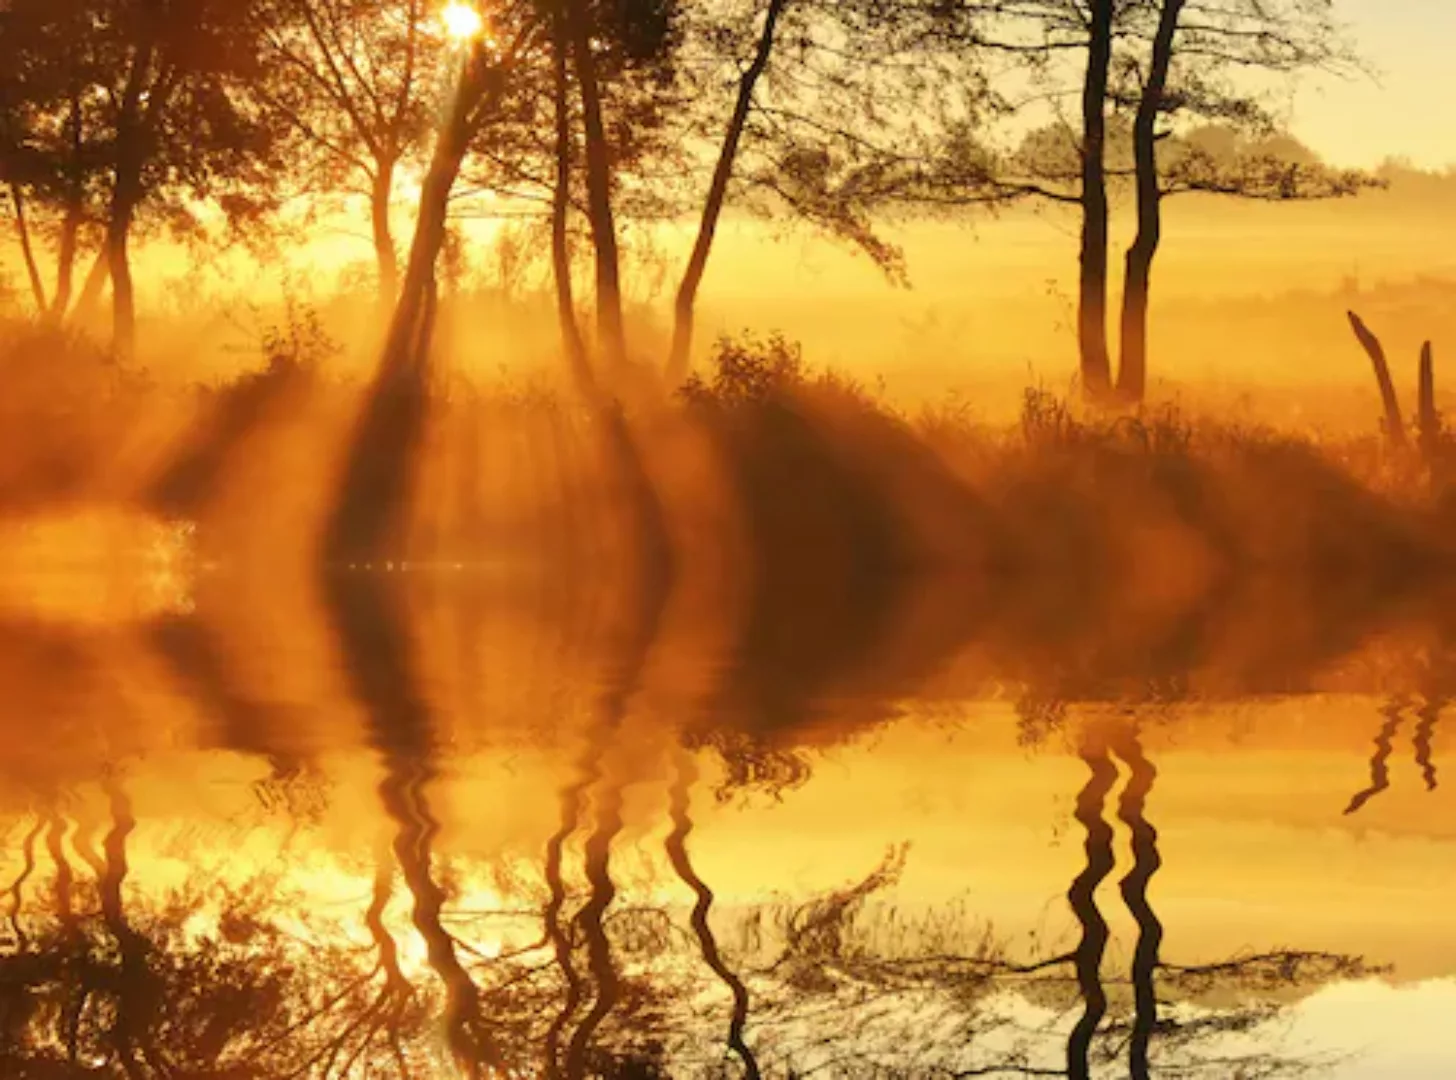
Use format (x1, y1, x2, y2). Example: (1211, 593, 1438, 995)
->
(5, 816, 44, 950)
(1344, 679, 1448, 814)
(561, 763, 625, 1080)
(148, 612, 305, 784)
(1409, 642, 1449, 795)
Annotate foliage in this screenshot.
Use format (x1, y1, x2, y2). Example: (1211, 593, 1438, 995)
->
(678, 331, 807, 408)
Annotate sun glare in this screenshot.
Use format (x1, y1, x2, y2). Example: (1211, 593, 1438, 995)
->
(441, 1, 484, 41)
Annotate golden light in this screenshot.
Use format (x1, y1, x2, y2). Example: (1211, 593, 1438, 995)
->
(441, 2, 484, 41)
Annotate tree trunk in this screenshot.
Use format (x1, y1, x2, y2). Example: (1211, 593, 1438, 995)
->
(324, 82, 477, 568)
(666, 0, 787, 385)
(72, 249, 111, 325)
(1418, 341, 1438, 468)
(371, 157, 400, 306)
(50, 200, 82, 321)
(107, 42, 154, 360)
(383, 135, 468, 380)
(551, 8, 594, 395)
(51, 89, 85, 321)
(10, 186, 49, 314)
(106, 183, 140, 359)
(1077, 0, 1115, 401)
(1117, 0, 1184, 405)
(563, 0, 627, 371)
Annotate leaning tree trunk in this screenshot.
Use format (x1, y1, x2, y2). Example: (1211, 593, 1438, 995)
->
(324, 57, 487, 569)
(666, 0, 788, 385)
(1077, 0, 1115, 401)
(9, 186, 49, 314)
(563, 0, 628, 372)
(1117, 0, 1184, 405)
(382, 124, 471, 382)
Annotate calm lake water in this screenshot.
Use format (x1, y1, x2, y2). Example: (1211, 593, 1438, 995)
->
(3, 377, 1456, 1077)
(1, 535, 1453, 1078)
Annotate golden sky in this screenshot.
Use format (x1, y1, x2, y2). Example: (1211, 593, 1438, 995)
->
(1294, 1, 1456, 168)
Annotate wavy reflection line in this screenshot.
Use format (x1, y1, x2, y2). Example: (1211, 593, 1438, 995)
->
(366, 848, 409, 993)
(379, 759, 497, 1075)
(69, 800, 107, 881)
(354, 845, 415, 1073)
(6, 815, 44, 950)
(99, 777, 164, 1076)
(664, 752, 761, 1080)
(1111, 731, 1162, 1080)
(1345, 695, 1407, 815)
(542, 757, 596, 1080)
(557, 403, 672, 1078)
(322, 547, 497, 1075)
(563, 777, 625, 1080)
(1066, 743, 1118, 1080)
(1414, 693, 1443, 793)
(43, 812, 75, 929)
(43, 809, 87, 1064)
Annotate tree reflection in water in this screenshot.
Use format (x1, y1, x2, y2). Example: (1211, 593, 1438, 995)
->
(0, 375, 1443, 1074)
(0, 739, 1380, 1078)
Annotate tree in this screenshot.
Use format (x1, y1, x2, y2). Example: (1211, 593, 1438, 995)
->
(100, 0, 288, 357)
(1117, 0, 1182, 403)
(2, 0, 291, 356)
(554, 0, 1003, 384)
(257, 0, 441, 305)
(1111, 0, 1371, 401)
(900, 0, 1135, 398)
(978, 0, 1368, 402)
(0, 0, 112, 321)
(553, 0, 682, 375)
(666, 0, 788, 384)
(1080, 0, 1116, 398)
(375, 4, 545, 379)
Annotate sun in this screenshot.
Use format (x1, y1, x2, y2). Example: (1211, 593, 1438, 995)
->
(441, 2, 485, 41)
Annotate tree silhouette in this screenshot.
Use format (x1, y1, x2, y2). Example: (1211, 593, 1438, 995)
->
(1111, 0, 1373, 401)
(0, 0, 291, 356)
(0, 1, 112, 321)
(968, 0, 1369, 402)
(257, 0, 442, 305)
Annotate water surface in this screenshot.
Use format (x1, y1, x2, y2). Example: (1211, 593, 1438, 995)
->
(2, 382, 1455, 1077)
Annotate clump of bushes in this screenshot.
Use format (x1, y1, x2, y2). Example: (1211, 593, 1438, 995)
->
(678, 332, 808, 409)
